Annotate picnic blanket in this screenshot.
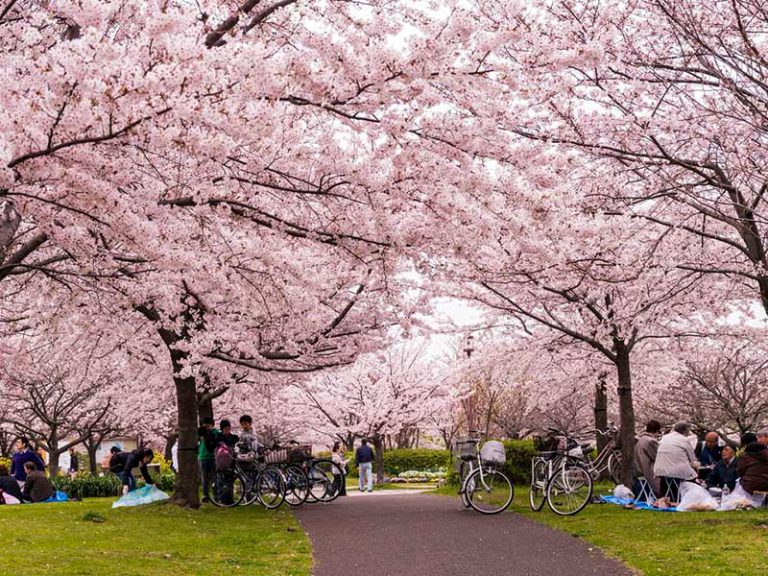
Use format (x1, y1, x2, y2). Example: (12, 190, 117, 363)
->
(112, 485, 169, 508)
(599, 495, 678, 512)
(38, 491, 69, 504)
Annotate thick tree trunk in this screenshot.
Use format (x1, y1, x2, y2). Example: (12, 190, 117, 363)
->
(48, 448, 60, 477)
(198, 396, 214, 425)
(373, 435, 385, 483)
(594, 372, 609, 455)
(87, 443, 99, 474)
(614, 342, 636, 488)
(170, 362, 200, 509)
(164, 433, 178, 463)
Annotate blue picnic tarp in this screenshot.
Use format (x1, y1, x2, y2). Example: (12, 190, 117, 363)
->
(599, 495, 678, 512)
(112, 485, 169, 508)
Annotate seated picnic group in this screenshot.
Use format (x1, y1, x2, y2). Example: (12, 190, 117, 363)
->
(0, 437, 54, 504)
(634, 421, 768, 504)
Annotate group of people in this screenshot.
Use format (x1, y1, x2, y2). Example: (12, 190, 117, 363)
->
(0, 437, 54, 503)
(195, 414, 378, 502)
(634, 421, 768, 502)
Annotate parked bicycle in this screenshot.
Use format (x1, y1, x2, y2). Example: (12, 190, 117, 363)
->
(578, 427, 622, 484)
(529, 429, 594, 516)
(453, 431, 514, 515)
(210, 445, 285, 509)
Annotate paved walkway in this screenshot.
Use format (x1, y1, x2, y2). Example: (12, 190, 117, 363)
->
(296, 491, 633, 576)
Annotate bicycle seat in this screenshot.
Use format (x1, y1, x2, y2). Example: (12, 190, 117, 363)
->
(459, 453, 476, 461)
(580, 443, 593, 452)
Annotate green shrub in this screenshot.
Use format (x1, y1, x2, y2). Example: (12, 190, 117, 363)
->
(53, 473, 121, 498)
(343, 448, 451, 478)
(383, 449, 450, 475)
(0, 456, 10, 471)
(52, 471, 177, 498)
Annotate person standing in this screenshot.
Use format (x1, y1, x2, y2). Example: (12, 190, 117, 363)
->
(10, 437, 45, 486)
(331, 441, 349, 496)
(68, 447, 79, 480)
(238, 415, 259, 454)
(197, 417, 219, 503)
(355, 438, 375, 493)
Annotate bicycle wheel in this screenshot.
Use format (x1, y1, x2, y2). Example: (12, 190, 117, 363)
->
(283, 464, 309, 507)
(459, 460, 475, 508)
(529, 459, 547, 511)
(256, 466, 286, 510)
(210, 469, 245, 508)
(239, 467, 260, 506)
(465, 469, 514, 515)
(608, 452, 622, 484)
(546, 462, 593, 516)
(308, 459, 344, 503)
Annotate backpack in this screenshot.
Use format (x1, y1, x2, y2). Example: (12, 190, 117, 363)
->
(215, 443, 233, 470)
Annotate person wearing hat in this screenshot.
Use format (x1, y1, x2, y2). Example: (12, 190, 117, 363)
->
(197, 417, 220, 503)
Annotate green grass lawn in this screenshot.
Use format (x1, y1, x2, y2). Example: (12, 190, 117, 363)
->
(436, 485, 768, 576)
(0, 498, 311, 576)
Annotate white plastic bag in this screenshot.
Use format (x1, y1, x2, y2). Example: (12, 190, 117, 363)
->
(677, 482, 719, 512)
(613, 485, 634, 500)
(112, 485, 169, 508)
(720, 482, 766, 511)
(480, 440, 506, 465)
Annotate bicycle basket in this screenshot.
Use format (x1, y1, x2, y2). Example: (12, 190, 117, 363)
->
(480, 440, 506, 465)
(533, 435, 558, 452)
(452, 438, 478, 460)
(264, 448, 290, 465)
(288, 444, 313, 463)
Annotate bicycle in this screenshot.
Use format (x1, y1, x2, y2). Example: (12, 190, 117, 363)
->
(235, 446, 286, 509)
(454, 431, 514, 515)
(210, 448, 286, 509)
(577, 427, 622, 484)
(530, 430, 594, 516)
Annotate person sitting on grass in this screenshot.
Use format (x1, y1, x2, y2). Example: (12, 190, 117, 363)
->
(113, 448, 155, 495)
(21, 462, 53, 503)
(0, 464, 24, 503)
(706, 445, 738, 491)
(757, 428, 768, 447)
(653, 422, 698, 502)
(736, 441, 768, 495)
(633, 419, 661, 497)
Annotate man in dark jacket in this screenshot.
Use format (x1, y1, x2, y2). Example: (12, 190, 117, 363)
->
(10, 437, 45, 483)
(68, 447, 79, 479)
(0, 463, 24, 502)
(355, 438, 375, 493)
(736, 442, 768, 494)
(21, 462, 53, 503)
(706, 445, 738, 490)
(112, 448, 155, 495)
(197, 417, 219, 503)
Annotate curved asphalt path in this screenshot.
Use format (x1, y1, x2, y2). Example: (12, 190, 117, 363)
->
(296, 491, 633, 576)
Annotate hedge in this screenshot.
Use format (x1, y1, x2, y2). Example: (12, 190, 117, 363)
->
(342, 448, 450, 478)
(52, 472, 176, 498)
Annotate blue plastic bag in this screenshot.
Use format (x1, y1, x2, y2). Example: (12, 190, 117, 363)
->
(112, 485, 169, 508)
(38, 491, 69, 504)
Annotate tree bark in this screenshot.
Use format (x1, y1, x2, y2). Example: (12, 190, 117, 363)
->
(86, 442, 99, 474)
(373, 435, 385, 483)
(171, 367, 200, 508)
(594, 372, 609, 455)
(198, 396, 214, 425)
(614, 341, 636, 487)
